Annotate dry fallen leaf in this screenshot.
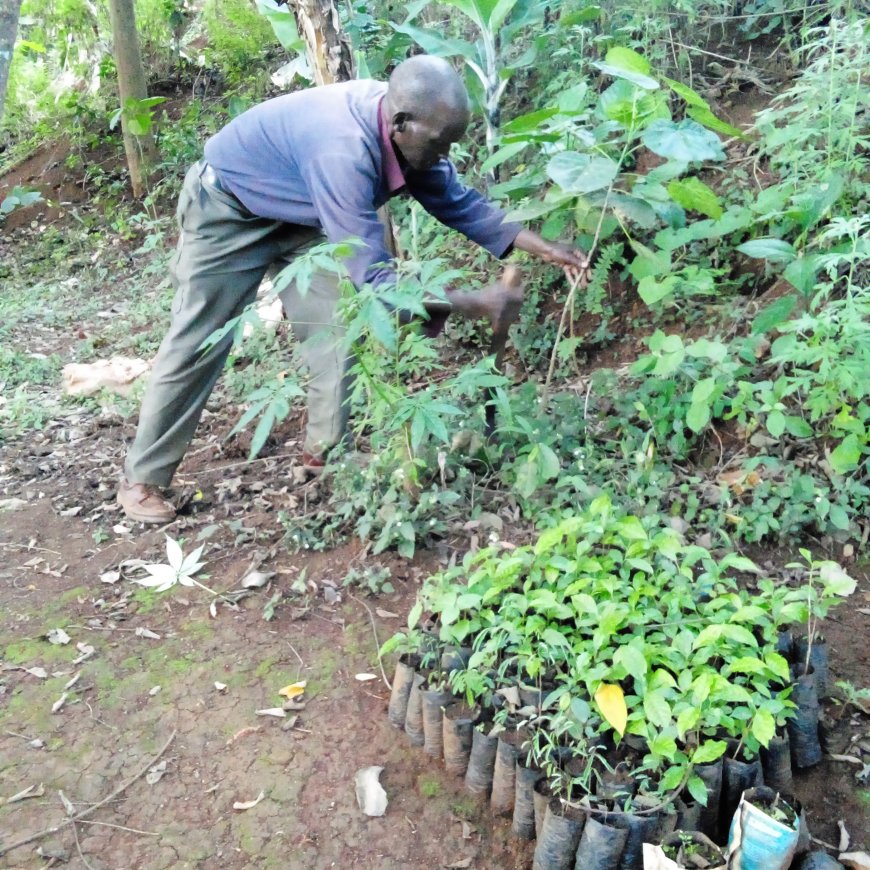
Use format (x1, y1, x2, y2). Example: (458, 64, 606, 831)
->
(51, 692, 68, 714)
(376, 608, 399, 619)
(113, 523, 131, 535)
(135, 627, 161, 640)
(354, 766, 388, 817)
(149, 685, 161, 696)
(241, 571, 275, 589)
(355, 674, 378, 682)
(6, 783, 45, 804)
(839, 820, 851, 852)
(226, 726, 261, 747)
(100, 570, 121, 585)
(214, 682, 228, 693)
(58, 789, 75, 816)
(233, 791, 265, 811)
(47, 628, 71, 645)
(256, 707, 286, 718)
(444, 859, 474, 869)
(278, 681, 306, 699)
(72, 643, 95, 665)
(23, 666, 48, 679)
(146, 760, 167, 785)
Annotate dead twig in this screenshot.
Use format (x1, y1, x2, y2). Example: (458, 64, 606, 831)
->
(349, 593, 392, 691)
(77, 819, 159, 836)
(71, 819, 97, 870)
(0, 731, 176, 858)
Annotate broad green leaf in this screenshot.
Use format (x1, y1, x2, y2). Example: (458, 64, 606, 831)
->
(677, 706, 699, 739)
(595, 683, 627, 737)
(501, 107, 559, 134)
(605, 46, 652, 75)
(667, 177, 723, 219)
(480, 141, 529, 174)
(598, 79, 670, 129)
(751, 294, 798, 334)
(642, 119, 725, 162)
(828, 505, 850, 530)
(686, 402, 711, 433)
(691, 739, 727, 765)
(643, 690, 672, 728)
(783, 256, 820, 296)
(543, 627, 571, 648)
(692, 377, 717, 405)
(767, 409, 786, 438)
(829, 434, 862, 475)
(784, 416, 813, 438)
(649, 733, 677, 760)
(751, 709, 776, 747)
(390, 21, 474, 58)
(686, 337, 727, 362)
(687, 774, 708, 806)
(559, 5, 602, 25)
(614, 643, 647, 683)
(538, 443, 562, 480)
(663, 77, 709, 109)
(638, 275, 678, 306)
(737, 238, 796, 263)
(546, 152, 619, 194)
(686, 106, 745, 138)
(407, 600, 423, 630)
(256, 0, 305, 52)
(593, 60, 659, 91)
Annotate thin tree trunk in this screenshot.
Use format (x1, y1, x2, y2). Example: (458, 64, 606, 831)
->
(0, 0, 24, 122)
(106, 0, 157, 198)
(291, 0, 397, 254)
(291, 0, 354, 86)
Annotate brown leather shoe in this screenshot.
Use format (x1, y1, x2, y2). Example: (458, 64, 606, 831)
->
(301, 450, 326, 478)
(117, 478, 176, 524)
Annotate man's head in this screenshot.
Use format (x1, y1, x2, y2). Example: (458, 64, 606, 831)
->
(385, 56, 470, 171)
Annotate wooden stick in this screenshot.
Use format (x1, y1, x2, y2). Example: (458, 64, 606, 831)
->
(0, 731, 176, 858)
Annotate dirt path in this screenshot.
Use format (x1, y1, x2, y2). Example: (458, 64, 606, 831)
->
(0, 485, 531, 869)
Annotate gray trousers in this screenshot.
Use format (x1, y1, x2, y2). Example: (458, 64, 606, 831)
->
(124, 161, 352, 486)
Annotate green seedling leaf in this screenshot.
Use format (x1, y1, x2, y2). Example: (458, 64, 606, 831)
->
(559, 5, 601, 25)
(663, 77, 709, 109)
(642, 119, 725, 162)
(407, 600, 423, 630)
(751, 294, 798, 334)
(667, 177, 723, 219)
(686, 106, 745, 138)
(767, 409, 786, 437)
(691, 740, 727, 765)
(593, 61, 659, 90)
(818, 562, 856, 597)
(737, 238, 796, 263)
(686, 402, 711, 433)
(752, 709, 776, 747)
(687, 774, 709, 806)
(783, 255, 820, 296)
(829, 434, 862, 475)
(546, 152, 619, 194)
(638, 275, 678, 306)
(595, 683, 627, 737)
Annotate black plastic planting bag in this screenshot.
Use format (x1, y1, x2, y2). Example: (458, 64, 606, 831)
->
(442, 702, 475, 775)
(532, 802, 584, 870)
(421, 688, 451, 758)
(574, 815, 628, 869)
(404, 671, 426, 746)
(388, 656, 417, 728)
(512, 763, 543, 840)
(721, 753, 763, 843)
(796, 635, 831, 699)
(761, 732, 793, 793)
(490, 735, 521, 815)
(614, 810, 662, 870)
(695, 758, 724, 841)
(794, 853, 846, 869)
(788, 671, 822, 768)
(464, 726, 498, 795)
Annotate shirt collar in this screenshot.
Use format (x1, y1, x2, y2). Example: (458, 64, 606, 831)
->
(378, 97, 406, 194)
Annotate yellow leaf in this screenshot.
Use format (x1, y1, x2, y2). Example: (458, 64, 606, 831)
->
(595, 683, 627, 737)
(278, 681, 307, 699)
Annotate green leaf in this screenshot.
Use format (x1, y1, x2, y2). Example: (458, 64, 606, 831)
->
(643, 691, 672, 728)
(687, 774, 708, 806)
(663, 77, 709, 109)
(614, 643, 648, 683)
(593, 60, 659, 91)
(829, 434, 862, 475)
(692, 377, 717, 405)
(543, 628, 571, 648)
(666, 177, 723, 219)
(559, 5, 601, 25)
(546, 152, 619, 194)
(784, 416, 813, 438)
(691, 739, 727, 765)
(767, 409, 786, 438)
(686, 106, 745, 138)
(407, 600, 423, 630)
(638, 275, 678, 306)
(783, 256, 820, 297)
(256, 0, 305, 52)
(642, 120, 725, 163)
(686, 402, 711, 433)
(818, 562, 856, 597)
(538, 443, 561, 480)
(649, 733, 677, 760)
(677, 706, 699, 739)
(751, 294, 798, 334)
(828, 504, 850, 530)
(751, 709, 776, 747)
(390, 21, 474, 58)
(737, 238, 796, 263)
(605, 46, 652, 75)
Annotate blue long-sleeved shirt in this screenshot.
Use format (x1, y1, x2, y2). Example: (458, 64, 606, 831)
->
(203, 79, 520, 289)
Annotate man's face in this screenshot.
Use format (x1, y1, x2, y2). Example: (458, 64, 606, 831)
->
(391, 110, 468, 171)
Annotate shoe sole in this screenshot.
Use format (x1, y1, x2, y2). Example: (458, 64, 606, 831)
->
(119, 504, 176, 525)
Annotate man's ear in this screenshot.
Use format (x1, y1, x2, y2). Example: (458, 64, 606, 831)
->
(393, 111, 410, 132)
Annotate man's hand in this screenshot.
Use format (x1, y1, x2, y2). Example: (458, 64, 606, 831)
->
(513, 229, 590, 285)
